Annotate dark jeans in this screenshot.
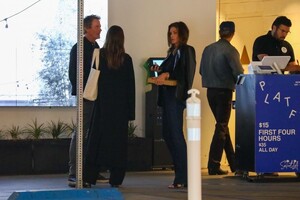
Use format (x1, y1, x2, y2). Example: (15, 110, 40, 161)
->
(207, 88, 236, 172)
(68, 100, 94, 176)
(162, 86, 187, 184)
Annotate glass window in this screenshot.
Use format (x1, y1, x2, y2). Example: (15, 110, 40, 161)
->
(0, 0, 107, 106)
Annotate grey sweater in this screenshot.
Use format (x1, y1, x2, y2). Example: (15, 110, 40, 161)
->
(200, 38, 244, 90)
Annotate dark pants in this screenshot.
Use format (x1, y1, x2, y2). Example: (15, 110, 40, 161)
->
(68, 100, 94, 176)
(207, 88, 236, 172)
(162, 87, 187, 184)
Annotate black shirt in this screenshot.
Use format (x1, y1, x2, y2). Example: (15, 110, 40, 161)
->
(252, 31, 295, 62)
(69, 37, 100, 95)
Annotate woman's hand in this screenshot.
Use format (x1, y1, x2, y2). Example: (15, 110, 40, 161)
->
(151, 72, 169, 85)
(150, 64, 161, 72)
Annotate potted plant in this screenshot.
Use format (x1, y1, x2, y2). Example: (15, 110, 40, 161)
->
(46, 119, 71, 139)
(6, 125, 24, 140)
(23, 118, 46, 139)
(0, 129, 3, 139)
(128, 121, 138, 138)
(127, 121, 152, 171)
(65, 119, 76, 137)
(0, 118, 73, 175)
(32, 119, 71, 174)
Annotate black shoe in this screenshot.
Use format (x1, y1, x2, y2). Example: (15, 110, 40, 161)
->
(97, 174, 109, 183)
(68, 176, 92, 188)
(262, 172, 279, 176)
(168, 183, 187, 189)
(68, 174, 76, 181)
(110, 184, 120, 188)
(68, 176, 76, 188)
(83, 182, 92, 188)
(68, 181, 92, 188)
(234, 170, 244, 177)
(208, 168, 228, 175)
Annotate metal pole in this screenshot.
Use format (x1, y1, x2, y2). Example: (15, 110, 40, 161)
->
(76, 0, 84, 189)
(186, 89, 201, 200)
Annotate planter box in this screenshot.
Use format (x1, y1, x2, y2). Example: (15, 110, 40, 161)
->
(127, 137, 152, 171)
(0, 137, 153, 175)
(0, 138, 71, 175)
(32, 138, 70, 174)
(0, 140, 32, 175)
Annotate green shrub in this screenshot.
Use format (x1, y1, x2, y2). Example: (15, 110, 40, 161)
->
(128, 121, 138, 138)
(6, 125, 24, 139)
(23, 118, 46, 139)
(65, 119, 76, 137)
(46, 120, 69, 139)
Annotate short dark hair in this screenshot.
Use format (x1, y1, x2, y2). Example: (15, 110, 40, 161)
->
(219, 21, 235, 39)
(272, 16, 292, 28)
(83, 15, 100, 33)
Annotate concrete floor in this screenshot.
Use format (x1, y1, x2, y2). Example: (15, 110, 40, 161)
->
(1, 168, 300, 200)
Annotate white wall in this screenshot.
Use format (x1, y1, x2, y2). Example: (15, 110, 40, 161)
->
(0, 0, 217, 166)
(108, 0, 300, 167)
(108, 0, 216, 165)
(219, 0, 300, 65)
(0, 107, 76, 131)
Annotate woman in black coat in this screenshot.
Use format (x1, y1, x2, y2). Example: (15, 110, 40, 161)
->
(84, 25, 135, 187)
(151, 21, 196, 189)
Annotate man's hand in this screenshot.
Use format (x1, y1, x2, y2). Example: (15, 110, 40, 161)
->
(284, 62, 300, 72)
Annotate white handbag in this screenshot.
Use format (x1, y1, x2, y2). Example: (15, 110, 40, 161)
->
(83, 48, 100, 101)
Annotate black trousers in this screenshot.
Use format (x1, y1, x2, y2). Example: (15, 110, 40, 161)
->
(162, 86, 187, 184)
(207, 88, 236, 172)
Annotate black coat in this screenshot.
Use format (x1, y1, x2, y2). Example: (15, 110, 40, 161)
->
(84, 48, 135, 184)
(158, 44, 196, 106)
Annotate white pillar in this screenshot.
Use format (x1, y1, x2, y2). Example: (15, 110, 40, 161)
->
(186, 89, 201, 200)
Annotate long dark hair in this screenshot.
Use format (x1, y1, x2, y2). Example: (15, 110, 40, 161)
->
(103, 25, 125, 69)
(167, 21, 189, 53)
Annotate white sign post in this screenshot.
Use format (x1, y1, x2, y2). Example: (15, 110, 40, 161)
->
(186, 89, 201, 200)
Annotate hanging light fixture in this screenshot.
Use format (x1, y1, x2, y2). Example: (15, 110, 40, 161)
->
(1, 0, 41, 29)
(5, 18, 8, 28)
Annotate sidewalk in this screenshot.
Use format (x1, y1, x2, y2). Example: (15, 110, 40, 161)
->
(1, 169, 300, 200)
